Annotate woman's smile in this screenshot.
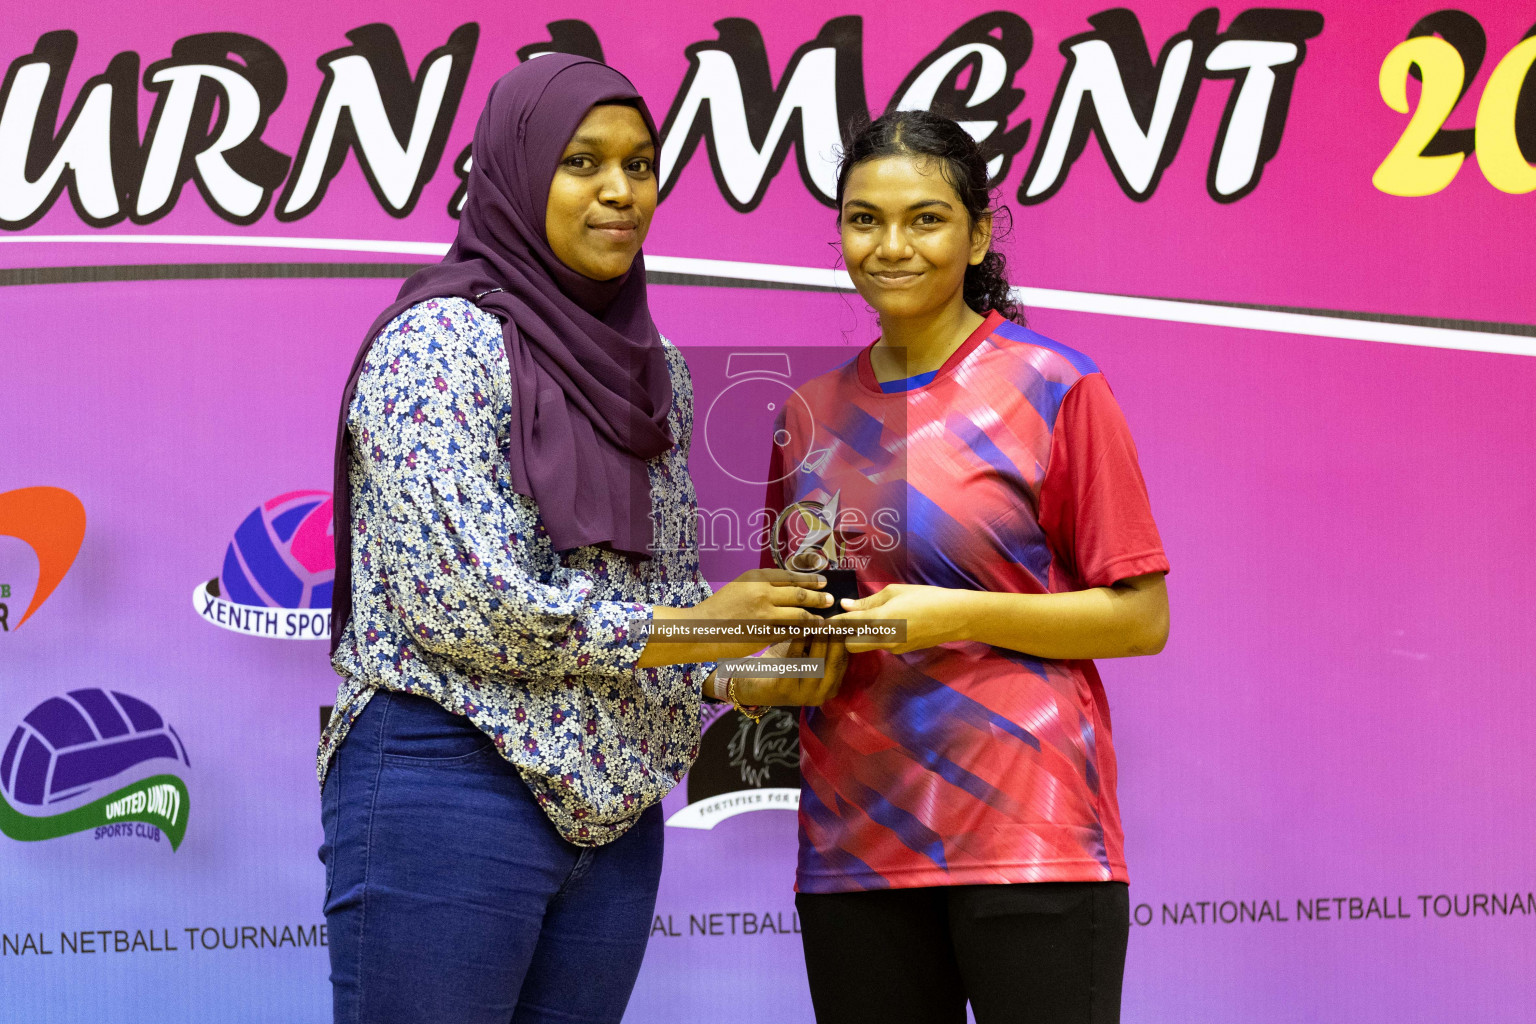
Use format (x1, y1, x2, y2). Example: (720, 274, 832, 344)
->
(866, 268, 924, 287)
(587, 216, 639, 241)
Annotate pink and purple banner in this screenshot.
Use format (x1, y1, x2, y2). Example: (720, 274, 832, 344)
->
(2, 1, 1533, 1021)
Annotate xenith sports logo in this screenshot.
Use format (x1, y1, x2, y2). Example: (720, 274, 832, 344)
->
(0, 690, 190, 850)
(667, 704, 801, 830)
(193, 490, 333, 640)
(0, 486, 86, 634)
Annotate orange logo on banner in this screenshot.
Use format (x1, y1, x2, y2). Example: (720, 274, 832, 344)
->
(0, 487, 86, 630)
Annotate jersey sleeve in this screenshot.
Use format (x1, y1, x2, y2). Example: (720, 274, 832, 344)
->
(1038, 372, 1169, 590)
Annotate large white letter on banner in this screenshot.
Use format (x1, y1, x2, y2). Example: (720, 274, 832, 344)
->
(278, 23, 476, 220)
(1202, 10, 1323, 202)
(0, 32, 135, 228)
(658, 17, 867, 210)
(136, 34, 291, 223)
(1021, 10, 1216, 203)
(890, 12, 1035, 183)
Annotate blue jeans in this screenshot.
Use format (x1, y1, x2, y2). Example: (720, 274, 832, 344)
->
(319, 690, 664, 1024)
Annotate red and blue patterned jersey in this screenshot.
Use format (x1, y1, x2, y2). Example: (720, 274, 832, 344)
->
(765, 311, 1168, 893)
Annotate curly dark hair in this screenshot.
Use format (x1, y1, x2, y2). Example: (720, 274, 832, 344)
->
(835, 110, 1025, 326)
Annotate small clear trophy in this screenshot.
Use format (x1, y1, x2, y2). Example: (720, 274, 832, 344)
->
(769, 490, 861, 619)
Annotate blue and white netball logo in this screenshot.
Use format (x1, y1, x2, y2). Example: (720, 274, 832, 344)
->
(193, 490, 334, 640)
(0, 689, 190, 849)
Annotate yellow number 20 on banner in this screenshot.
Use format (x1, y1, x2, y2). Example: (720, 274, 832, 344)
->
(1374, 31, 1536, 196)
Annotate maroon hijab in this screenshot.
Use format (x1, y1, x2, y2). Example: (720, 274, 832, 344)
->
(330, 55, 673, 656)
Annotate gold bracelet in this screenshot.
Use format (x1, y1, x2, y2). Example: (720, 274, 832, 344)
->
(727, 676, 768, 722)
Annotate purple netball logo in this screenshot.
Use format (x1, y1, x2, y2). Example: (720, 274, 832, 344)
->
(0, 690, 191, 849)
(1, 690, 188, 808)
(193, 490, 334, 640)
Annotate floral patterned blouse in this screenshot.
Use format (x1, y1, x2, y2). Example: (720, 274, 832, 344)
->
(319, 297, 713, 845)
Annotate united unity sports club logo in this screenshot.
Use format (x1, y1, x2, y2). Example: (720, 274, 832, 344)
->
(193, 490, 334, 640)
(0, 690, 191, 850)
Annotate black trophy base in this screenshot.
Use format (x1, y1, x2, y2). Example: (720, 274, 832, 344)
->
(815, 568, 861, 618)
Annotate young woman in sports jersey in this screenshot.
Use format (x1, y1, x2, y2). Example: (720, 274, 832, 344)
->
(764, 110, 1171, 1024)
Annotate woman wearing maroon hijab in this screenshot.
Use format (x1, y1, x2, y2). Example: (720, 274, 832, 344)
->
(318, 55, 843, 1024)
